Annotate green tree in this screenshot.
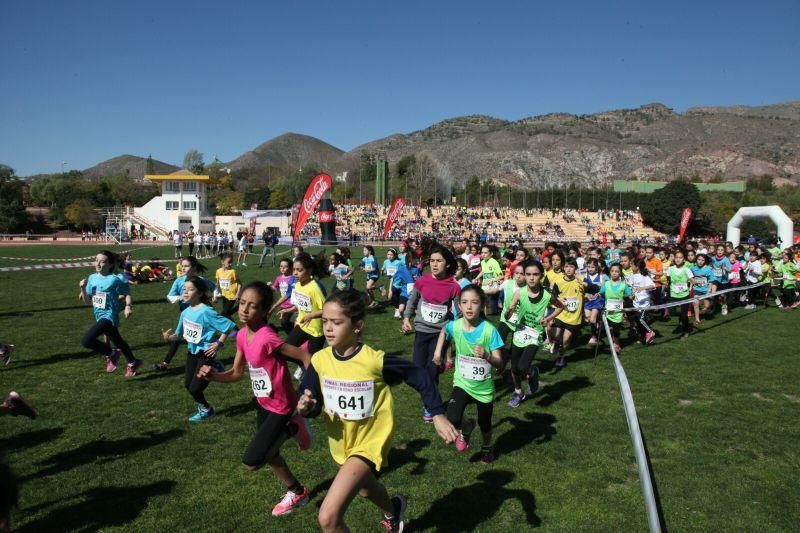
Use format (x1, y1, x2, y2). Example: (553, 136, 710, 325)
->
(215, 191, 244, 215)
(182, 149, 205, 174)
(396, 155, 416, 178)
(0, 164, 28, 231)
(64, 200, 100, 228)
(269, 184, 290, 208)
(640, 181, 703, 234)
(243, 186, 271, 209)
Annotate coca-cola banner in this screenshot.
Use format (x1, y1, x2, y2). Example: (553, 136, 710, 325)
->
(382, 196, 406, 239)
(293, 173, 332, 241)
(678, 207, 693, 242)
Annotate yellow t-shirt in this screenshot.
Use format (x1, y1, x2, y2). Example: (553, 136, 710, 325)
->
(291, 279, 325, 337)
(215, 267, 240, 300)
(545, 269, 564, 289)
(312, 344, 393, 471)
(554, 276, 584, 325)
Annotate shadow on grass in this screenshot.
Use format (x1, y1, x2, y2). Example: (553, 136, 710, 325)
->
(217, 400, 256, 418)
(136, 366, 185, 382)
(22, 429, 183, 481)
(412, 470, 540, 531)
(1, 350, 99, 372)
(493, 412, 557, 459)
(385, 438, 431, 475)
(0, 298, 167, 319)
(535, 376, 593, 407)
(0, 427, 64, 453)
(17, 479, 176, 532)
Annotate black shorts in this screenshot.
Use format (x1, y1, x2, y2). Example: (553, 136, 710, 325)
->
(509, 344, 538, 373)
(553, 318, 579, 333)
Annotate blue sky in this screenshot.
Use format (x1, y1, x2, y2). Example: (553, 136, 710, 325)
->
(1, 0, 798, 176)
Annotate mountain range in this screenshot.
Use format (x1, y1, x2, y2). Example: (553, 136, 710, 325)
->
(72, 100, 800, 186)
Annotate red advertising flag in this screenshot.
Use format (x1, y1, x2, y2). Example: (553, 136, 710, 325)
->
(293, 173, 332, 241)
(678, 208, 693, 242)
(382, 197, 406, 239)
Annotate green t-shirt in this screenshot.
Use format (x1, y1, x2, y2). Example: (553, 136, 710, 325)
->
(512, 288, 551, 348)
(778, 261, 799, 288)
(668, 265, 692, 298)
(500, 279, 523, 328)
(449, 318, 501, 403)
(480, 258, 503, 291)
(601, 280, 630, 323)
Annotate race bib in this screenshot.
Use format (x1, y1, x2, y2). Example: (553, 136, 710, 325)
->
(385, 266, 397, 276)
(92, 291, 107, 309)
(458, 355, 492, 381)
(482, 278, 502, 290)
(507, 311, 519, 324)
(693, 276, 707, 287)
(420, 301, 447, 323)
(336, 279, 347, 290)
(322, 377, 375, 420)
(624, 274, 634, 286)
(248, 364, 272, 398)
(671, 282, 688, 294)
(606, 299, 623, 312)
(279, 281, 288, 297)
(364, 263, 375, 273)
(469, 258, 481, 268)
(218, 278, 231, 290)
(713, 268, 724, 278)
(291, 291, 312, 312)
(729, 271, 740, 282)
(513, 326, 540, 346)
(406, 283, 415, 294)
(564, 297, 579, 312)
(182, 319, 203, 344)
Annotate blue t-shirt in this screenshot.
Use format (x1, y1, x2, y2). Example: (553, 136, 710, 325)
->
(690, 265, 713, 294)
(444, 319, 505, 352)
(175, 304, 235, 355)
(331, 264, 352, 291)
(168, 275, 217, 311)
(360, 256, 380, 279)
(383, 259, 403, 278)
(392, 264, 415, 296)
(86, 273, 130, 326)
(605, 248, 621, 265)
(709, 256, 731, 284)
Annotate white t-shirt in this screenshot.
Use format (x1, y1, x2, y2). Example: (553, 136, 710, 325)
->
(632, 273, 653, 309)
(745, 261, 762, 283)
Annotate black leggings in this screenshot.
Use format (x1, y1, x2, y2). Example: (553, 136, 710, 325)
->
(627, 310, 653, 338)
(669, 296, 692, 333)
(780, 286, 797, 307)
(413, 330, 441, 386)
(509, 344, 538, 375)
(220, 297, 238, 319)
(285, 326, 325, 355)
(184, 355, 211, 407)
(446, 386, 493, 434)
(279, 311, 294, 335)
(242, 406, 295, 468)
(163, 338, 185, 365)
(82, 318, 135, 363)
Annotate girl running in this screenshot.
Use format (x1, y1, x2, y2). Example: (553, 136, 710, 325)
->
(197, 282, 313, 517)
(598, 264, 631, 352)
(155, 256, 216, 371)
(475, 245, 503, 314)
(495, 262, 525, 358)
(667, 250, 694, 339)
(505, 261, 563, 407)
(278, 253, 327, 356)
(79, 250, 142, 376)
(269, 259, 297, 334)
(402, 244, 461, 422)
(583, 259, 606, 345)
(690, 254, 713, 320)
(388, 251, 418, 320)
(213, 253, 241, 320)
(329, 253, 353, 294)
(433, 285, 504, 463)
(710, 244, 732, 315)
(297, 290, 457, 533)
(161, 275, 234, 421)
(629, 259, 656, 344)
(237, 233, 249, 266)
(360, 246, 381, 308)
(777, 250, 800, 309)
(549, 258, 584, 371)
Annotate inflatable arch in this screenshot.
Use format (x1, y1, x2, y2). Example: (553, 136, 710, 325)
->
(726, 205, 794, 250)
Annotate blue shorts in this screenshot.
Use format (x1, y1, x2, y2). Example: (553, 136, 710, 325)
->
(584, 297, 605, 311)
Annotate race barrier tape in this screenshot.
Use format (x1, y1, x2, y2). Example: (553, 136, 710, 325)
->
(601, 314, 663, 533)
(620, 280, 777, 312)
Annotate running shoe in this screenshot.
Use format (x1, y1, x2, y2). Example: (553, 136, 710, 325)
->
(124, 358, 143, 377)
(527, 367, 540, 396)
(790, 301, 800, 309)
(379, 494, 407, 533)
(368, 300, 380, 309)
(744, 304, 756, 310)
(189, 405, 214, 422)
(739, 293, 748, 303)
(106, 349, 121, 373)
(554, 356, 567, 371)
(153, 361, 169, 371)
(775, 297, 782, 306)
(479, 449, 496, 465)
(541, 341, 553, 352)
(680, 333, 690, 341)
(613, 343, 621, 353)
(721, 305, 728, 316)
(4, 391, 36, 419)
(507, 391, 525, 408)
(549, 341, 560, 355)
(393, 309, 401, 319)
(445, 359, 454, 370)
(644, 331, 656, 344)
(588, 336, 599, 345)
(271, 486, 310, 517)
(455, 432, 469, 452)
(290, 414, 312, 451)
(422, 408, 433, 423)
(1, 344, 13, 365)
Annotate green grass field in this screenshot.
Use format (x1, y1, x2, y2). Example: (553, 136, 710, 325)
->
(0, 244, 798, 532)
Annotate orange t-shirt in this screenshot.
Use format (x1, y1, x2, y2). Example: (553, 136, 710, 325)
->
(645, 257, 664, 286)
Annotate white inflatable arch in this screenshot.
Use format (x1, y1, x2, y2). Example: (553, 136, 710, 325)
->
(726, 205, 794, 250)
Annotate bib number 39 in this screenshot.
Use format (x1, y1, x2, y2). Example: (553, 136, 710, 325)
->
(458, 355, 492, 381)
(322, 378, 375, 420)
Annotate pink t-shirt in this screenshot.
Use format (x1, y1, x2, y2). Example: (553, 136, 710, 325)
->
(728, 261, 743, 285)
(272, 275, 296, 309)
(237, 324, 297, 415)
